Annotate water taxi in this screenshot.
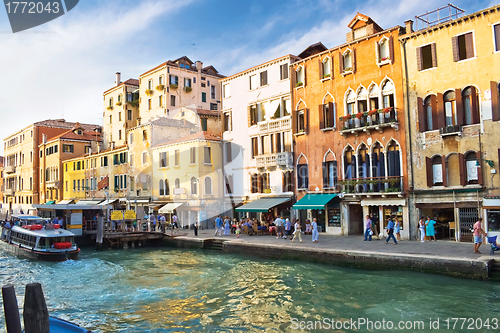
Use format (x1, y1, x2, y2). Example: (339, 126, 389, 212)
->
(0, 215, 80, 261)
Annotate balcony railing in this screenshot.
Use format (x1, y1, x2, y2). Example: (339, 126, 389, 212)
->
(439, 125, 462, 137)
(4, 166, 15, 174)
(3, 189, 14, 196)
(258, 116, 291, 133)
(256, 151, 293, 169)
(337, 176, 403, 194)
(339, 108, 398, 136)
(46, 180, 60, 189)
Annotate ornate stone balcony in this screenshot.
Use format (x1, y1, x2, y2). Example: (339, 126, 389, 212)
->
(256, 151, 293, 169)
(4, 166, 15, 174)
(339, 108, 398, 137)
(3, 188, 14, 196)
(338, 176, 403, 195)
(46, 180, 60, 189)
(258, 116, 291, 134)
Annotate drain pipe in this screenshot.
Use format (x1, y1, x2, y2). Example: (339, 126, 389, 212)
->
(402, 38, 416, 240)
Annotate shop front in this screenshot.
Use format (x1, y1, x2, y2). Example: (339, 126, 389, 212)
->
(484, 196, 500, 238)
(235, 197, 292, 222)
(292, 194, 340, 234)
(361, 198, 407, 239)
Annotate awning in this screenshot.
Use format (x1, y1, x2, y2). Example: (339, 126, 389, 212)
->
(98, 199, 118, 206)
(235, 197, 291, 212)
(45, 200, 55, 205)
(159, 203, 183, 214)
(361, 198, 406, 207)
(77, 199, 104, 205)
(293, 193, 337, 210)
(484, 198, 500, 209)
(57, 199, 74, 205)
(123, 199, 150, 204)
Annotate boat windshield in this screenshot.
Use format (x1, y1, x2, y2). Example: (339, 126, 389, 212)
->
(11, 215, 50, 226)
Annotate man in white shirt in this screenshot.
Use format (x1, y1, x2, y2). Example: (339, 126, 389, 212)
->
(312, 218, 319, 243)
(274, 216, 283, 239)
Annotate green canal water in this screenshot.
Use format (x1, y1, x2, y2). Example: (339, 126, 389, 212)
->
(1, 247, 500, 332)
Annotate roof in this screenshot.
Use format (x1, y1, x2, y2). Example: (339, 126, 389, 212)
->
(297, 42, 328, 59)
(102, 78, 139, 95)
(221, 54, 299, 81)
(153, 131, 221, 148)
(196, 109, 220, 118)
(33, 119, 101, 132)
(139, 56, 225, 78)
(44, 124, 102, 144)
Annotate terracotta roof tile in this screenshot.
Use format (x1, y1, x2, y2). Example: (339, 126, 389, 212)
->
(33, 119, 101, 132)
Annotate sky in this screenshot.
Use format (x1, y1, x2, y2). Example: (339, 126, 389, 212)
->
(0, 0, 496, 155)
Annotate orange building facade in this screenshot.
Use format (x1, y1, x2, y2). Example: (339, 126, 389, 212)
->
(291, 14, 410, 237)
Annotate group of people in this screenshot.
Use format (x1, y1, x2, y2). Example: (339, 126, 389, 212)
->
(144, 213, 178, 232)
(364, 214, 400, 244)
(417, 216, 438, 242)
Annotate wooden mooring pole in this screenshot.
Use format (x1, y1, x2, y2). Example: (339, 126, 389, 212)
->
(96, 214, 104, 251)
(1, 284, 22, 333)
(23, 282, 49, 333)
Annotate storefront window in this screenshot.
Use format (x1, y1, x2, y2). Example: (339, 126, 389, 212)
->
(328, 208, 341, 227)
(487, 211, 500, 232)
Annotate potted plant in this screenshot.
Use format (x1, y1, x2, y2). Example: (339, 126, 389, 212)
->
(356, 112, 363, 119)
(156, 84, 165, 91)
(170, 83, 178, 89)
(381, 56, 389, 61)
(127, 100, 139, 107)
(323, 74, 331, 79)
(115, 101, 122, 106)
(384, 107, 391, 113)
(344, 67, 352, 72)
(296, 82, 303, 87)
(368, 109, 377, 116)
(107, 106, 113, 110)
(184, 86, 192, 93)
(145, 89, 154, 96)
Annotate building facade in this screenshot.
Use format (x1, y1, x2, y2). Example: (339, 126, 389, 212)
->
(291, 14, 409, 236)
(401, 4, 500, 241)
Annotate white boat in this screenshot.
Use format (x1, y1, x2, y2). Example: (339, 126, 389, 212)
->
(0, 215, 80, 261)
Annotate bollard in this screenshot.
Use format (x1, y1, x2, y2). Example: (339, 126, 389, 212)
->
(2, 284, 22, 333)
(23, 282, 49, 333)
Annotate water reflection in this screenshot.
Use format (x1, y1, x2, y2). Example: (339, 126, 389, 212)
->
(0, 248, 499, 332)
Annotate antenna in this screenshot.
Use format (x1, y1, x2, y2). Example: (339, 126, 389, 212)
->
(191, 43, 196, 58)
(62, 104, 64, 118)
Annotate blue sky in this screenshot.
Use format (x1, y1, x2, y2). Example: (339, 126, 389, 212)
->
(0, 0, 496, 154)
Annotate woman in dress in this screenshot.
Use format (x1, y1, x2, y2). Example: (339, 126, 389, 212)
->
(418, 217, 426, 242)
(425, 216, 437, 241)
(223, 216, 231, 236)
(292, 219, 303, 243)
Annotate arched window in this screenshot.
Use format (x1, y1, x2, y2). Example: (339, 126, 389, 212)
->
(344, 146, 355, 180)
(378, 38, 390, 62)
(424, 96, 434, 131)
(381, 81, 395, 108)
(322, 57, 331, 78)
(320, 94, 335, 129)
(464, 151, 479, 184)
(387, 141, 401, 190)
(371, 142, 385, 192)
(159, 179, 165, 196)
(462, 86, 479, 125)
(431, 155, 443, 186)
(204, 177, 213, 195)
(297, 155, 309, 189)
(191, 177, 198, 195)
(165, 179, 170, 195)
(251, 174, 259, 193)
(346, 90, 356, 127)
(175, 178, 180, 189)
(323, 152, 337, 189)
(444, 90, 457, 126)
(343, 50, 352, 72)
(296, 66, 304, 86)
(357, 87, 367, 113)
(368, 85, 380, 110)
(357, 144, 368, 179)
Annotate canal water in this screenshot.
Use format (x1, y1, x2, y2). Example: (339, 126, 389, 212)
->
(1, 247, 500, 332)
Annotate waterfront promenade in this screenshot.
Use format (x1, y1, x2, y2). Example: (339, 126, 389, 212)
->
(167, 230, 497, 280)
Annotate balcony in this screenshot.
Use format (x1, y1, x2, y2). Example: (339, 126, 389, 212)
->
(258, 116, 291, 133)
(337, 176, 403, 195)
(439, 125, 462, 137)
(339, 108, 398, 137)
(3, 189, 14, 196)
(4, 166, 15, 174)
(256, 151, 293, 169)
(46, 180, 60, 189)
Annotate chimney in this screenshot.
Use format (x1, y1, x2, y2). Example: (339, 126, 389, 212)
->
(195, 61, 203, 72)
(42, 134, 47, 143)
(115, 72, 121, 86)
(405, 20, 414, 34)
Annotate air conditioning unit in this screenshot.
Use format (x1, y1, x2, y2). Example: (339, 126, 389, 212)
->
(439, 125, 462, 136)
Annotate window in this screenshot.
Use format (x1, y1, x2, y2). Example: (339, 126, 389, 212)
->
(430, 155, 444, 186)
(342, 50, 353, 73)
(323, 159, 338, 189)
(184, 78, 191, 88)
(223, 112, 231, 132)
(62, 144, 74, 153)
(159, 152, 168, 167)
(283, 171, 293, 192)
(381, 81, 395, 108)
(159, 95, 163, 107)
(190, 147, 196, 164)
(444, 90, 457, 126)
(142, 152, 147, 165)
(159, 75, 163, 85)
(357, 87, 367, 113)
(251, 137, 258, 158)
(201, 118, 207, 131)
(223, 84, 230, 98)
(280, 64, 289, 80)
(204, 147, 211, 164)
(495, 23, 500, 52)
(210, 103, 218, 111)
(320, 102, 335, 129)
(143, 130, 147, 141)
(211, 85, 216, 99)
(453, 32, 474, 61)
(420, 95, 435, 131)
(225, 142, 232, 163)
(129, 133, 134, 144)
(175, 149, 180, 166)
(128, 109, 132, 120)
(191, 177, 197, 195)
(297, 163, 309, 189)
(260, 70, 268, 86)
(261, 173, 270, 192)
(249, 105, 258, 126)
(170, 95, 176, 107)
(119, 112, 122, 121)
(377, 38, 392, 63)
(204, 177, 212, 195)
(202, 92, 206, 103)
(148, 99, 151, 110)
(159, 179, 165, 196)
(462, 86, 479, 125)
(297, 109, 306, 133)
(465, 151, 479, 184)
(169, 75, 179, 85)
(109, 97, 113, 107)
(249, 74, 258, 90)
(321, 57, 331, 79)
(344, 147, 354, 180)
(295, 66, 304, 86)
(118, 130, 122, 140)
(148, 79, 152, 90)
(165, 179, 170, 195)
(417, 43, 437, 71)
(175, 178, 180, 188)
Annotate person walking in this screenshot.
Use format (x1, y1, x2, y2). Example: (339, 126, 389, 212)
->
(214, 215, 223, 236)
(385, 218, 397, 245)
(292, 219, 303, 243)
(284, 218, 292, 239)
(194, 222, 198, 236)
(274, 215, 283, 239)
(425, 216, 436, 241)
(172, 214, 179, 229)
(311, 218, 319, 243)
(224, 216, 231, 236)
(418, 217, 426, 242)
(364, 215, 372, 241)
(394, 219, 401, 241)
(473, 217, 487, 254)
(370, 213, 379, 239)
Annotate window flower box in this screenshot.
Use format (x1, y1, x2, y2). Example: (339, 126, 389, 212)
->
(322, 74, 331, 79)
(106, 106, 113, 110)
(169, 84, 178, 89)
(381, 57, 389, 61)
(384, 107, 391, 113)
(339, 114, 351, 121)
(368, 109, 378, 116)
(295, 82, 303, 88)
(145, 89, 154, 96)
(356, 112, 363, 119)
(343, 67, 352, 72)
(184, 86, 192, 93)
(115, 101, 122, 106)
(156, 84, 165, 91)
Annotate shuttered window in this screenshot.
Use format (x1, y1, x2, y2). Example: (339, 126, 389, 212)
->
(452, 32, 474, 62)
(417, 43, 436, 71)
(495, 24, 500, 52)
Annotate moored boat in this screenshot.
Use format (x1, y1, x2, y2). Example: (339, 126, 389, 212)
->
(0, 215, 80, 261)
